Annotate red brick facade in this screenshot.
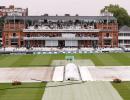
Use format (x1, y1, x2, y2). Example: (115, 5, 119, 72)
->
(2, 16, 118, 48)
(0, 5, 28, 17)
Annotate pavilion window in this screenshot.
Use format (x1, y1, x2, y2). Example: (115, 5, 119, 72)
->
(27, 33, 30, 37)
(106, 33, 109, 37)
(13, 33, 16, 37)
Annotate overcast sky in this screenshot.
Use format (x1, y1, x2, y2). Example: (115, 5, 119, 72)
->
(0, 0, 130, 16)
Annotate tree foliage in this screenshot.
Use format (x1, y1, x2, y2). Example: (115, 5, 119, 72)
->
(0, 17, 4, 38)
(0, 17, 4, 26)
(101, 4, 130, 27)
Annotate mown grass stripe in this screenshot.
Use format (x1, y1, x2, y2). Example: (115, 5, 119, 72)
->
(94, 53, 122, 66)
(112, 82, 130, 100)
(74, 54, 103, 66)
(0, 55, 9, 61)
(0, 53, 130, 67)
(0, 55, 21, 67)
(109, 53, 130, 66)
(0, 83, 46, 100)
(29, 55, 52, 66)
(10, 55, 37, 67)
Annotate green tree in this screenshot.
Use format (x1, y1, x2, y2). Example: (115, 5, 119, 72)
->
(101, 4, 130, 27)
(0, 17, 4, 26)
(0, 42, 2, 48)
(0, 17, 4, 45)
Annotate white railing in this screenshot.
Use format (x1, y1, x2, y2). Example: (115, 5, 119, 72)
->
(23, 36, 99, 40)
(9, 36, 19, 39)
(23, 29, 100, 33)
(103, 36, 112, 39)
(119, 43, 130, 46)
(118, 36, 130, 40)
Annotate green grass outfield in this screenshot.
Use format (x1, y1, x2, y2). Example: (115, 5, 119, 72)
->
(0, 53, 130, 100)
(112, 82, 130, 100)
(0, 83, 46, 100)
(0, 53, 130, 67)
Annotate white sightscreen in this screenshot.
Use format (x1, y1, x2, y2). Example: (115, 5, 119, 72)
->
(65, 41, 78, 46)
(45, 40, 58, 46)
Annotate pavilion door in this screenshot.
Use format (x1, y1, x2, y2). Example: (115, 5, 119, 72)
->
(92, 40, 98, 48)
(58, 40, 65, 48)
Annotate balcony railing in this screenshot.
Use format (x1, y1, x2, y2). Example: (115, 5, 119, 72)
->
(23, 36, 99, 40)
(23, 28, 100, 33)
(118, 36, 130, 40)
(103, 36, 112, 39)
(9, 36, 19, 39)
(119, 43, 130, 46)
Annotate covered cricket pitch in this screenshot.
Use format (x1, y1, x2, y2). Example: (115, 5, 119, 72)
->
(0, 54, 130, 100)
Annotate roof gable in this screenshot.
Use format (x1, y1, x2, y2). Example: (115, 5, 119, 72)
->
(119, 25, 130, 32)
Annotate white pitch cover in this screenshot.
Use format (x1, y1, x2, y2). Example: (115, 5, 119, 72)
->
(65, 63, 80, 81)
(52, 66, 64, 81)
(79, 67, 93, 81)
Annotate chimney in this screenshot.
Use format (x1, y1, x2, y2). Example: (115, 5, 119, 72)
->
(9, 5, 14, 9)
(65, 14, 70, 16)
(44, 14, 49, 16)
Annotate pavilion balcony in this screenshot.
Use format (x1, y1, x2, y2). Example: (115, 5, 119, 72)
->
(23, 36, 99, 40)
(118, 36, 130, 40)
(103, 36, 112, 39)
(9, 36, 19, 39)
(23, 28, 100, 33)
(119, 43, 130, 46)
